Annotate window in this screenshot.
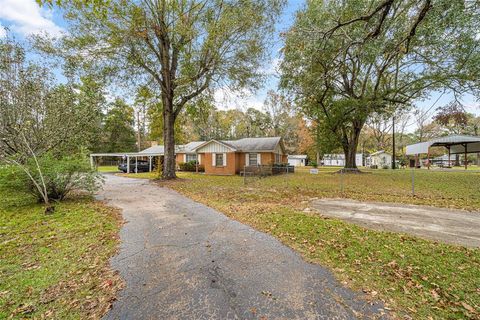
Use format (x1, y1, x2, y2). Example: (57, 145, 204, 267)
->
(248, 153, 258, 166)
(275, 153, 281, 163)
(186, 154, 197, 163)
(215, 153, 224, 166)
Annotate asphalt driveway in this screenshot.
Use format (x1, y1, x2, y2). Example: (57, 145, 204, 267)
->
(98, 175, 386, 319)
(310, 198, 480, 248)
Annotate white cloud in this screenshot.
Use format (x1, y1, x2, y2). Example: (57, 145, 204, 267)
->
(261, 57, 281, 76)
(0, 0, 63, 37)
(0, 23, 6, 38)
(213, 87, 265, 111)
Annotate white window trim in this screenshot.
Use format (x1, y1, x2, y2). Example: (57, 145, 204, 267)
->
(213, 153, 226, 167)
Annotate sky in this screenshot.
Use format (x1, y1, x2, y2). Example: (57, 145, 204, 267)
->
(0, 0, 478, 132)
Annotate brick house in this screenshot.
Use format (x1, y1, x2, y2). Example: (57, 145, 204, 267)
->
(175, 137, 287, 175)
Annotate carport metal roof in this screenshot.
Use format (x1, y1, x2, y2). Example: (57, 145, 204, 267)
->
(406, 135, 480, 155)
(89, 152, 164, 157)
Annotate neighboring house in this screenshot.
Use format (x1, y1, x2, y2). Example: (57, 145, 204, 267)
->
(288, 155, 307, 167)
(368, 151, 392, 168)
(323, 153, 363, 166)
(190, 137, 287, 175)
(432, 154, 453, 167)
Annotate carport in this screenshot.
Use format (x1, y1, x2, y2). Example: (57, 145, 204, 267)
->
(406, 134, 480, 169)
(90, 151, 163, 173)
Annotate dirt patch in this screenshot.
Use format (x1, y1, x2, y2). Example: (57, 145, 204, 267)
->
(310, 198, 480, 247)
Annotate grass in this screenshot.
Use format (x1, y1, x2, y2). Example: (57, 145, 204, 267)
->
(96, 165, 120, 173)
(146, 169, 480, 319)
(0, 170, 123, 319)
(117, 171, 159, 179)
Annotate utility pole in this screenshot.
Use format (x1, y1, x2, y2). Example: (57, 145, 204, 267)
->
(392, 115, 396, 169)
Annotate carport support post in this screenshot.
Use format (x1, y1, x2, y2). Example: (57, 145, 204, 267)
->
(149, 156, 152, 172)
(127, 155, 130, 174)
(447, 146, 451, 167)
(464, 143, 468, 170)
(90, 155, 94, 169)
(135, 156, 138, 173)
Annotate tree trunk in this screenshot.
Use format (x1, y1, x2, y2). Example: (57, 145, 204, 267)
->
(162, 99, 177, 179)
(343, 141, 359, 169)
(341, 124, 362, 171)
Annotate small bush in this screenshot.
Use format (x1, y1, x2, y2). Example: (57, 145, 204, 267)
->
(5, 153, 103, 202)
(179, 161, 205, 172)
(310, 161, 318, 168)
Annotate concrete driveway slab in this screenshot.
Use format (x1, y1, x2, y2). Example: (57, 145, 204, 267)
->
(310, 198, 480, 248)
(99, 175, 386, 320)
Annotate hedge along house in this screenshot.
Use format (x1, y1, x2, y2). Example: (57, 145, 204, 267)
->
(188, 137, 287, 175)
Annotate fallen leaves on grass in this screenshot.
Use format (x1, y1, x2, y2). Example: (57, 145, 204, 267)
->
(164, 172, 480, 319)
(1, 200, 124, 319)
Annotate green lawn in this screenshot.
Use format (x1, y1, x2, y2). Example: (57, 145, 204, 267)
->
(0, 171, 123, 319)
(150, 169, 480, 319)
(96, 165, 120, 173)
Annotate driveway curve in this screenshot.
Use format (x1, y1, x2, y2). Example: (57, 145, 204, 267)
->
(99, 174, 386, 320)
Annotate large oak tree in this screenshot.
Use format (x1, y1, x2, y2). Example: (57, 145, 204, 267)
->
(281, 0, 480, 170)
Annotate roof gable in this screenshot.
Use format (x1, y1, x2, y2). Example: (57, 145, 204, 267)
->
(195, 139, 237, 153)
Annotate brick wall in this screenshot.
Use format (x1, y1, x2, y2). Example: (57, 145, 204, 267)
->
(203, 152, 237, 175)
(175, 153, 185, 167)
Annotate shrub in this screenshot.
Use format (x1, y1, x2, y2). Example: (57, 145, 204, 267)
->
(179, 161, 205, 172)
(310, 161, 318, 168)
(5, 153, 103, 202)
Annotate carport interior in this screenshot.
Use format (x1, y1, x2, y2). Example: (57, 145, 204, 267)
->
(90, 152, 163, 173)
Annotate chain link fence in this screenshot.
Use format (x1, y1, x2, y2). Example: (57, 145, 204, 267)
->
(240, 165, 480, 208)
(242, 164, 295, 185)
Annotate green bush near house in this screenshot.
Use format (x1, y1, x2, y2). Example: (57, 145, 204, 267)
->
(179, 161, 205, 172)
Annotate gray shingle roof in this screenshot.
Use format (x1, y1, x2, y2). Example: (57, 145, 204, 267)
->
(179, 141, 205, 153)
(223, 137, 282, 152)
(139, 145, 164, 154)
(141, 137, 284, 154)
